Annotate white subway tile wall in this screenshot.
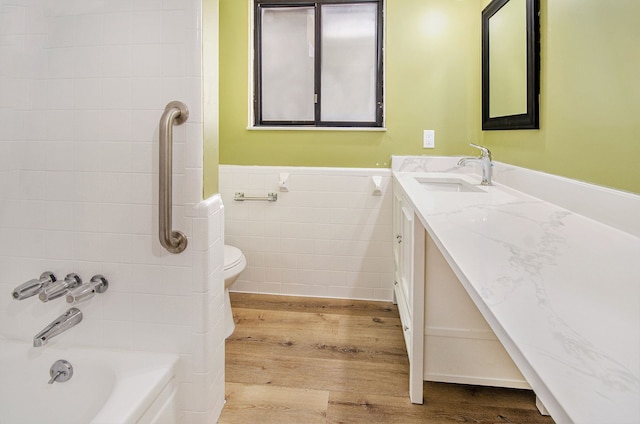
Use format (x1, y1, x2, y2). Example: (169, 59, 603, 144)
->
(220, 165, 394, 301)
(0, 1, 224, 423)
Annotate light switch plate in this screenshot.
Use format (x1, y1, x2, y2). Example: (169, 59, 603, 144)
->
(423, 130, 435, 148)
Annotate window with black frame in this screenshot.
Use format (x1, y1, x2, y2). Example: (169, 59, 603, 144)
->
(254, 0, 383, 127)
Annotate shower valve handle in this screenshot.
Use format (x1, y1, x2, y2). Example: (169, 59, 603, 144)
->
(12, 272, 56, 300)
(39, 273, 82, 302)
(66, 274, 108, 304)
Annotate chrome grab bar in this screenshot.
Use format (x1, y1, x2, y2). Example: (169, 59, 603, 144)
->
(233, 192, 278, 202)
(159, 101, 189, 254)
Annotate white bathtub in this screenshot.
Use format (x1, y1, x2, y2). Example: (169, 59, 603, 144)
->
(0, 339, 178, 424)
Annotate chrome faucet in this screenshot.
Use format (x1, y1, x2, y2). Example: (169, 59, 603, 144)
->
(33, 307, 83, 347)
(457, 143, 493, 186)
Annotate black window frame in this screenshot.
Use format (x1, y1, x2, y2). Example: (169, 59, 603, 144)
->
(254, 0, 384, 128)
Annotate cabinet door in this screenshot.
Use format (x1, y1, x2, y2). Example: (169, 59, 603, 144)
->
(392, 189, 403, 287)
(400, 205, 414, 311)
(392, 187, 415, 314)
(392, 190, 412, 352)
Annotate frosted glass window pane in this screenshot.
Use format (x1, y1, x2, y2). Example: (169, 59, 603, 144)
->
(321, 4, 377, 122)
(261, 7, 315, 122)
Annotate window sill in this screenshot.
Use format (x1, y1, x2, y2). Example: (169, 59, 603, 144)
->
(247, 126, 387, 132)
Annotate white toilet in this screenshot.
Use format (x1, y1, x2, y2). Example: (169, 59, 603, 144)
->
(223, 244, 246, 338)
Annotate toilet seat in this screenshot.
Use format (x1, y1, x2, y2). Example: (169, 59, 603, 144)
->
(224, 245, 244, 271)
(223, 245, 247, 288)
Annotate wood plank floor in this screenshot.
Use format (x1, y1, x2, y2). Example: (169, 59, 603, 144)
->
(219, 293, 556, 424)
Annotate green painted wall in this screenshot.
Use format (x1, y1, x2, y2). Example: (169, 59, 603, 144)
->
(212, 0, 640, 196)
(480, 0, 640, 194)
(203, 0, 219, 199)
(217, 0, 481, 169)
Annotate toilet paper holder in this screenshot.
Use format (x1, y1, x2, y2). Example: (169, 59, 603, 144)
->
(278, 173, 290, 192)
(372, 176, 383, 196)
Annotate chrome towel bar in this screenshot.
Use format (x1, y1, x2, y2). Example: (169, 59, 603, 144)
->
(234, 192, 278, 202)
(159, 101, 189, 254)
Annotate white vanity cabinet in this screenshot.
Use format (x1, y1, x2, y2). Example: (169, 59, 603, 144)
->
(392, 178, 529, 405)
(391, 180, 425, 404)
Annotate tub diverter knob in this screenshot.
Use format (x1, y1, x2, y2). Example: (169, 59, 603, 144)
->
(48, 360, 73, 384)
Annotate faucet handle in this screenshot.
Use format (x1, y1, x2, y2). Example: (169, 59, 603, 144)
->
(470, 143, 492, 160)
(66, 274, 108, 304)
(12, 272, 57, 300)
(39, 273, 82, 303)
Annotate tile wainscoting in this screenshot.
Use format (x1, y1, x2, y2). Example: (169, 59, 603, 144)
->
(220, 165, 394, 301)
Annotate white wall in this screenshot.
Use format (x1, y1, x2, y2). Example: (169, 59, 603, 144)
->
(0, 1, 225, 422)
(220, 165, 394, 301)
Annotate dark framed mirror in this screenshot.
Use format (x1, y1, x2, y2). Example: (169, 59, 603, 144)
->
(482, 0, 540, 130)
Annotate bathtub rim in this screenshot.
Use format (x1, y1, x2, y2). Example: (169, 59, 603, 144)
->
(0, 337, 179, 424)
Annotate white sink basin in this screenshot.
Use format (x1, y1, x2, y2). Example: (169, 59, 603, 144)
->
(414, 177, 486, 193)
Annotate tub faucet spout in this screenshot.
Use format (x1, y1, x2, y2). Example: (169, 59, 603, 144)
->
(457, 143, 493, 186)
(33, 308, 83, 347)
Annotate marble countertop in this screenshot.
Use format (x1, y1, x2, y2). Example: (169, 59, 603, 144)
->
(394, 170, 640, 424)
